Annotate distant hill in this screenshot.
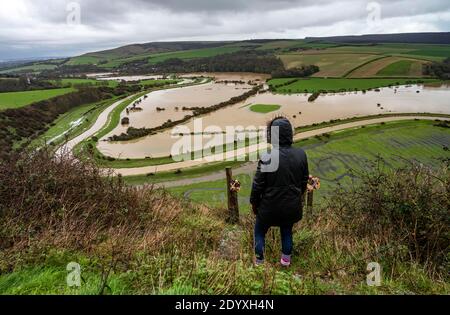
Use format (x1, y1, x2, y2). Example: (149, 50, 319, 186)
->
(81, 41, 235, 60)
(306, 32, 450, 44)
(3, 32, 450, 75)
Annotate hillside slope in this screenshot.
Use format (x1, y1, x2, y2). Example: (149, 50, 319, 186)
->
(0, 149, 448, 294)
(306, 32, 450, 44)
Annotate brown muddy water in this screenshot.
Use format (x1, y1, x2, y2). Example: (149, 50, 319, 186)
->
(97, 77, 450, 159)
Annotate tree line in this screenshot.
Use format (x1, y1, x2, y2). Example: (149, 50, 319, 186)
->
(423, 58, 450, 80)
(271, 65, 320, 78)
(0, 85, 141, 159)
(0, 77, 57, 93)
(119, 50, 285, 74)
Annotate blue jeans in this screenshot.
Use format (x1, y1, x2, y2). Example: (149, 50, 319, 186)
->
(254, 217, 293, 261)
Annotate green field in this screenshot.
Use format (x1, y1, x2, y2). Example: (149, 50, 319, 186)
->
(321, 43, 450, 61)
(100, 46, 242, 68)
(0, 88, 75, 110)
(0, 63, 57, 74)
(66, 55, 105, 65)
(347, 56, 426, 78)
(4, 41, 449, 76)
(376, 60, 415, 76)
(279, 53, 381, 77)
(269, 77, 436, 93)
(167, 120, 450, 212)
(277, 43, 450, 78)
(249, 104, 281, 113)
(49, 78, 119, 88)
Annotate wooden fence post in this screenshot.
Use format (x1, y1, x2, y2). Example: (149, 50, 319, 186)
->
(307, 190, 314, 219)
(226, 167, 239, 223)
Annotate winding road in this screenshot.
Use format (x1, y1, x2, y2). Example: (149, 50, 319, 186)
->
(56, 95, 135, 157)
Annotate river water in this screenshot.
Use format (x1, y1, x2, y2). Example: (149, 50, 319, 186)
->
(97, 76, 450, 159)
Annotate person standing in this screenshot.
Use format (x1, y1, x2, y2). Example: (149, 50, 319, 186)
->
(250, 117, 309, 267)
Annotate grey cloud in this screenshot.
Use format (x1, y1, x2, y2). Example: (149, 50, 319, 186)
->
(0, 0, 448, 60)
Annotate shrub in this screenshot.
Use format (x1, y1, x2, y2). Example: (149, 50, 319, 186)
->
(325, 159, 449, 275)
(0, 149, 217, 273)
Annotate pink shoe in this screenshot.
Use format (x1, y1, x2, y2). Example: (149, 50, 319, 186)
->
(280, 254, 291, 267)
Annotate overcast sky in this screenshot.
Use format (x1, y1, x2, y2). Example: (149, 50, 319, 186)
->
(0, 0, 449, 60)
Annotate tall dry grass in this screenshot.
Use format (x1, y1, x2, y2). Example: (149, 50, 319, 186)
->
(0, 149, 223, 275)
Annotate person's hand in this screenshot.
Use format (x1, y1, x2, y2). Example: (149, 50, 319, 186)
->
(251, 203, 258, 215)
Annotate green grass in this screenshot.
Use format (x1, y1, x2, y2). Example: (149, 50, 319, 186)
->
(32, 97, 121, 148)
(3, 240, 446, 295)
(166, 120, 450, 212)
(406, 46, 450, 58)
(148, 47, 241, 64)
(324, 43, 450, 61)
(269, 78, 437, 93)
(123, 160, 244, 186)
(66, 55, 104, 66)
(101, 46, 242, 68)
(277, 44, 450, 78)
(0, 63, 57, 74)
(249, 104, 281, 113)
(0, 88, 76, 110)
(377, 60, 414, 76)
(278, 53, 381, 77)
(0, 250, 129, 295)
(54, 78, 118, 87)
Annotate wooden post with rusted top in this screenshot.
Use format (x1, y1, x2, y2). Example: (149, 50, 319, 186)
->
(307, 190, 314, 219)
(226, 167, 239, 223)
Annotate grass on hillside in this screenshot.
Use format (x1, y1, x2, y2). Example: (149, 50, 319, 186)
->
(66, 55, 104, 66)
(249, 104, 281, 113)
(0, 88, 75, 110)
(319, 43, 450, 61)
(278, 53, 381, 77)
(347, 56, 426, 78)
(167, 120, 450, 213)
(32, 97, 121, 148)
(0, 148, 448, 295)
(0, 63, 57, 74)
(376, 60, 415, 76)
(278, 43, 450, 78)
(50, 78, 119, 88)
(100, 46, 242, 68)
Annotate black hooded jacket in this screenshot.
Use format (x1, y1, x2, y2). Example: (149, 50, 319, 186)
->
(250, 118, 309, 226)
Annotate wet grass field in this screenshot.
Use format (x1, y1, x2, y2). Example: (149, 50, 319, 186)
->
(168, 120, 450, 212)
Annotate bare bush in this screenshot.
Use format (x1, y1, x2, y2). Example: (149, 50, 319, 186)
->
(324, 158, 449, 275)
(0, 148, 219, 272)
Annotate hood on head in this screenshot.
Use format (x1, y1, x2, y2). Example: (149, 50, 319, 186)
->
(268, 117, 293, 147)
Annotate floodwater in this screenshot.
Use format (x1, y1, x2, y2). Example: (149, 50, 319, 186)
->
(97, 78, 450, 159)
(111, 80, 254, 133)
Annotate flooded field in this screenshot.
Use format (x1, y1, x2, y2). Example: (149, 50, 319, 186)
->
(97, 76, 450, 159)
